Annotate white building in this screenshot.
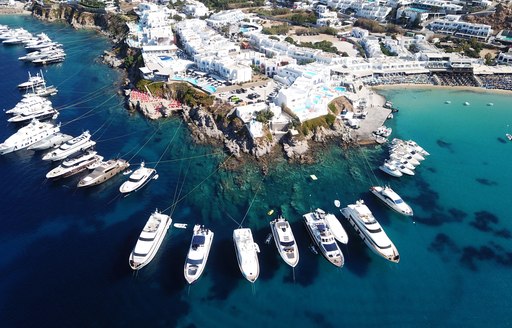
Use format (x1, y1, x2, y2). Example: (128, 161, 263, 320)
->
(497, 50, 512, 66)
(176, 19, 252, 83)
(206, 10, 247, 27)
(183, 0, 209, 17)
(427, 15, 493, 41)
(127, 3, 174, 48)
(396, 7, 429, 23)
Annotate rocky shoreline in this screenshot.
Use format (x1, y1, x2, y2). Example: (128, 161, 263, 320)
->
(28, 4, 389, 169)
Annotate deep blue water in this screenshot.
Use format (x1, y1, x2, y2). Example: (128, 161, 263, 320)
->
(1, 16, 512, 328)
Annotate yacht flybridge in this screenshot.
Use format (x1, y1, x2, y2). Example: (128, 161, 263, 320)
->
(119, 161, 157, 194)
(341, 200, 400, 263)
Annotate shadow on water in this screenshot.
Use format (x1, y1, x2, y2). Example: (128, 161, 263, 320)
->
(475, 178, 498, 186)
(206, 237, 240, 301)
(254, 226, 280, 282)
(497, 137, 507, 144)
(342, 227, 372, 277)
(304, 310, 336, 328)
(436, 139, 453, 152)
(1, 221, 191, 327)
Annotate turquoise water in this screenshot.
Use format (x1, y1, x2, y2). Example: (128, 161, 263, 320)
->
(1, 15, 512, 327)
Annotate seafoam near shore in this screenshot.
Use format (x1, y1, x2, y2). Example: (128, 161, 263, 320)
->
(372, 83, 512, 95)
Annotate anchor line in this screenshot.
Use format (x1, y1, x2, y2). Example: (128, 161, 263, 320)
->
(238, 177, 264, 229)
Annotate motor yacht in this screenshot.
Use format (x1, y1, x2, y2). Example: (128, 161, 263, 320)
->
(506, 133, 512, 141)
(129, 210, 172, 270)
(388, 156, 416, 171)
(341, 200, 400, 263)
(303, 209, 344, 267)
(323, 211, 349, 244)
(46, 150, 103, 179)
(17, 71, 45, 90)
(370, 186, 413, 216)
(8, 106, 58, 123)
(0, 119, 60, 155)
(6, 96, 52, 115)
(233, 228, 260, 283)
(32, 53, 65, 65)
(77, 159, 129, 188)
(390, 152, 420, 166)
(119, 161, 157, 194)
(42, 131, 95, 161)
(269, 216, 299, 267)
(19, 48, 64, 62)
(184, 225, 214, 284)
(390, 161, 415, 176)
(27, 133, 73, 150)
(379, 160, 403, 177)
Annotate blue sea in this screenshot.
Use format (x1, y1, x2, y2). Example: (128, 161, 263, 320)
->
(1, 15, 512, 328)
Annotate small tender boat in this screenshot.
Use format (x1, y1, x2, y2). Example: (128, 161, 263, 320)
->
(445, 100, 451, 104)
(324, 212, 349, 244)
(129, 210, 172, 270)
(184, 225, 214, 284)
(379, 160, 403, 177)
(269, 216, 299, 267)
(77, 158, 129, 188)
(370, 186, 413, 216)
(119, 161, 157, 194)
(174, 223, 188, 229)
(487, 103, 494, 106)
(506, 133, 512, 141)
(463, 101, 470, 106)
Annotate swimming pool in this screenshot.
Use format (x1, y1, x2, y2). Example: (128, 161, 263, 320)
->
(159, 56, 173, 61)
(334, 86, 346, 92)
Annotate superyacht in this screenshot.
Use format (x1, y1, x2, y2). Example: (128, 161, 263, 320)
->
(77, 159, 129, 188)
(42, 131, 95, 161)
(0, 119, 59, 155)
(27, 133, 73, 151)
(46, 150, 103, 179)
(184, 225, 214, 284)
(341, 200, 400, 263)
(129, 210, 172, 270)
(8, 106, 58, 123)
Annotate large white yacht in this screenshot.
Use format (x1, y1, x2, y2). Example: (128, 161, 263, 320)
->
(233, 228, 260, 283)
(42, 131, 95, 161)
(129, 210, 172, 270)
(17, 71, 45, 90)
(6, 96, 52, 115)
(269, 216, 299, 267)
(341, 200, 400, 263)
(46, 150, 103, 179)
(0, 119, 60, 155)
(119, 161, 157, 194)
(184, 225, 214, 284)
(370, 186, 413, 216)
(27, 133, 72, 151)
(77, 159, 129, 188)
(8, 106, 58, 123)
(303, 209, 344, 267)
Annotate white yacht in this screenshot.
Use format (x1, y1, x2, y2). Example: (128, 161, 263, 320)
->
(392, 139, 429, 156)
(391, 145, 425, 162)
(303, 209, 344, 267)
(390, 160, 415, 176)
(6, 96, 51, 115)
(341, 200, 400, 263)
(129, 210, 172, 270)
(77, 159, 129, 188)
(8, 106, 58, 123)
(42, 131, 95, 161)
(27, 133, 73, 151)
(370, 186, 413, 216)
(233, 228, 260, 283)
(379, 160, 403, 177)
(46, 150, 103, 179)
(17, 71, 45, 90)
(184, 225, 214, 284)
(390, 152, 420, 166)
(33, 53, 66, 65)
(388, 156, 416, 170)
(119, 161, 157, 194)
(19, 48, 64, 62)
(323, 211, 349, 244)
(269, 216, 299, 267)
(0, 119, 60, 155)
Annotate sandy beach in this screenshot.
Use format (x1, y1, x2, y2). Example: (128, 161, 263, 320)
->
(372, 83, 512, 95)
